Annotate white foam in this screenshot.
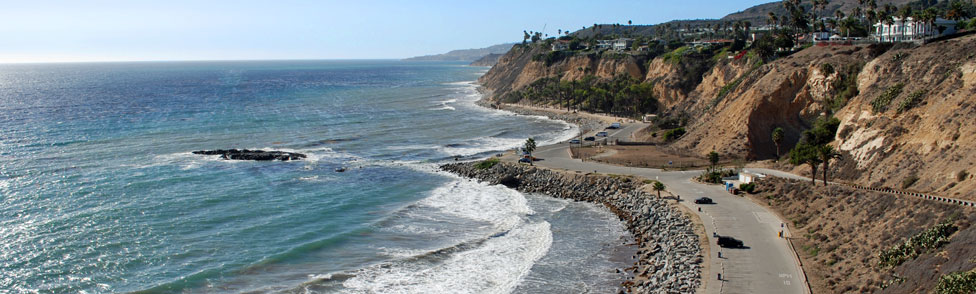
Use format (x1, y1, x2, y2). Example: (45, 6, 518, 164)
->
(340, 221, 552, 294)
(417, 179, 533, 230)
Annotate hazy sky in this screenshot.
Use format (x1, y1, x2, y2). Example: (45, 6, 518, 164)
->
(1, 0, 773, 63)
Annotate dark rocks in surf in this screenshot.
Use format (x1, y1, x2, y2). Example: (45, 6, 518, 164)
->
(495, 174, 520, 188)
(192, 149, 306, 161)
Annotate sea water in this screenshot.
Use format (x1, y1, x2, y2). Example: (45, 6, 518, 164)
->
(0, 60, 634, 293)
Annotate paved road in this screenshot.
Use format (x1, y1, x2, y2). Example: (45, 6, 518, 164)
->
(528, 140, 808, 294)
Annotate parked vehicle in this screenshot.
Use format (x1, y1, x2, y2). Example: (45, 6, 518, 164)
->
(584, 136, 596, 141)
(518, 157, 532, 163)
(694, 197, 713, 204)
(717, 236, 744, 248)
(596, 131, 608, 137)
(608, 122, 621, 129)
(568, 139, 581, 144)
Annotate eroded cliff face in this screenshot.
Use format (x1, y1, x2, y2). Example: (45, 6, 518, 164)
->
(673, 46, 874, 159)
(477, 45, 645, 100)
(833, 36, 976, 199)
(478, 36, 976, 198)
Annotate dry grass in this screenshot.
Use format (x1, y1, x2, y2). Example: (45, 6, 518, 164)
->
(573, 145, 711, 169)
(747, 177, 976, 293)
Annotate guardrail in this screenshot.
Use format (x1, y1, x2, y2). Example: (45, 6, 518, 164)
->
(842, 183, 976, 208)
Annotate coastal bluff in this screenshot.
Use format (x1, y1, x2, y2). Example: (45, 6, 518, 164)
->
(441, 161, 702, 293)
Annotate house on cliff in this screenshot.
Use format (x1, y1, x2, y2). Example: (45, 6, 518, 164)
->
(551, 40, 570, 51)
(873, 17, 958, 42)
(612, 38, 633, 51)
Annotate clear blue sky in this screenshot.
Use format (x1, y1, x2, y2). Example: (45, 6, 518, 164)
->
(0, 0, 774, 63)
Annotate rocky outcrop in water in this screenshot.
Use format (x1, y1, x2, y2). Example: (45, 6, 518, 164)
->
(192, 149, 306, 161)
(441, 162, 702, 294)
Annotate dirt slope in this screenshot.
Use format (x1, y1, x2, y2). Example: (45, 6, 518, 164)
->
(673, 45, 877, 159)
(833, 35, 976, 200)
(750, 177, 975, 293)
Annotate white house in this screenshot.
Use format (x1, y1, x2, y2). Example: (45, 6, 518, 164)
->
(738, 172, 765, 184)
(612, 38, 634, 51)
(873, 17, 958, 42)
(551, 40, 570, 51)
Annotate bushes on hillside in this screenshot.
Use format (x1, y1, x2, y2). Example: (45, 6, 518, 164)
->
(897, 90, 927, 113)
(739, 182, 756, 193)
(871, 83, 905, 113)
(937, 269, 976, 294)
(877, 220, 958, 268)
(507, 74, 658, 118)
(827, 62, 865, 111)
(662, 127, 686, 141)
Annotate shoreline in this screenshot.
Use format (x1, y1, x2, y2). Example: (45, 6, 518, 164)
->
(441, 162, 703, 293)
(462, 90, 702, 293)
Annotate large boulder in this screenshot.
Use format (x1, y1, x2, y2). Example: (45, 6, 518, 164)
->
(192, 149, 306, 161)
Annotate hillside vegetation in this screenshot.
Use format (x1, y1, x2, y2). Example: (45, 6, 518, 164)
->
(478, 33, 976, 200)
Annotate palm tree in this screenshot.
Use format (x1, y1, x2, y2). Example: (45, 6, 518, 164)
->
(898, 5, 913, 41)
(790, 144, 821, 185)
(652, 181, 666, 198)
(817, 144, 842, 186)
(772, 127, 785, 159)
(708, 151, 720, 172)
(768, 12, 779, 28)
(920, 8, 936, 38)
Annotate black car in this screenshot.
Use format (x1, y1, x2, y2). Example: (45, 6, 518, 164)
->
(717, 236, 744, 248)
(583, 136, 596, 141)
(694, 197, 713, 204)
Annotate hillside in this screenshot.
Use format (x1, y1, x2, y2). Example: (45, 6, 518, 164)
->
(403, 43, 515, 61)
(477, 34, 976, 200)
(750, 177, 975, 293)
(721, 0, 914, 24)
(470, 53, 504, 66)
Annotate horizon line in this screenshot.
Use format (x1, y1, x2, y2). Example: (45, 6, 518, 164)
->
(0, 57, 466, 65)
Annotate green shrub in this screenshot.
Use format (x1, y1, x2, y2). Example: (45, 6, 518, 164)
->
(878, 220, 958, 268)
(891, 52, 909, 62)
(661, 46, 690, 65)
(958, 170, 969, 182)
(475, 158, 500, 169)
(897, 90, 927, 113)
(663, 127, 686, 141)
(712, 62, 761, 108)
(827, 62, 864, 111)
(698, 168, 735, 184)
(937, 269, 976, 294)
(739, 182, 756, 193)
(871, 83, 904, 113)
(820, 63, 835, 75)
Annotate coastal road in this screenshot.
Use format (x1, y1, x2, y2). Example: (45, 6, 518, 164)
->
(528, 143, 808, 294)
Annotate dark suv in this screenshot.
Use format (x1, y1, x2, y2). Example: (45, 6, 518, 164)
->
(717, 236, 744, 248)
(694, 197, 713, 204)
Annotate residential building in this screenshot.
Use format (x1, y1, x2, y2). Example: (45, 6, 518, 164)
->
(594, 40, 614, 50)
(873, 17, 957, 42)
(551, 40, 570, 51)
(612, 38, 633, 51)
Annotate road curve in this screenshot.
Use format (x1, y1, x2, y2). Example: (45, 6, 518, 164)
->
(528, 142, 809, 294)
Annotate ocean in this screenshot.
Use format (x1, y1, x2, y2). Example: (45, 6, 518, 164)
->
(0, 60, 634, 293)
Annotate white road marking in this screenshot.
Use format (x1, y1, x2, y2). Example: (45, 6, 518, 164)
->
(784, 280, 792, 286)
